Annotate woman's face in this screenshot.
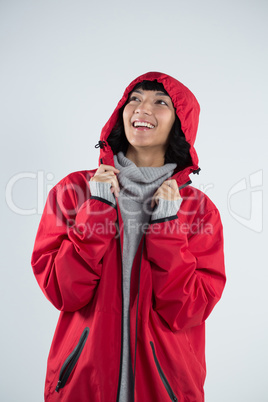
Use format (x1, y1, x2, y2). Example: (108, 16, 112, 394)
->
(122, 89, 176, 155)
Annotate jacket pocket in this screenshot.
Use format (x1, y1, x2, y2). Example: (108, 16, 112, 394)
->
(55, 327, 90, 392)
(150, 341, 178, 401)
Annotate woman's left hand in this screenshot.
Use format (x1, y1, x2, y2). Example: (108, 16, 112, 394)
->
(151, 179, 181, 208)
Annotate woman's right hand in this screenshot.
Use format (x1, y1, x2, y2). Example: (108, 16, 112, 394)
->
(90, 164, 121, 198)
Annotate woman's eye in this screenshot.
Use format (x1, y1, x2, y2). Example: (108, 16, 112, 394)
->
(129, 96, 140, 102)
(156, 100, 167, 105)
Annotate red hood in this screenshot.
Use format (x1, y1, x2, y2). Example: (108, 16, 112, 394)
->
(97, 71, 200, 185)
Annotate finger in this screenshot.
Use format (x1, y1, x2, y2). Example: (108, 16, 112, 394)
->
(95, 171, 117, 179)
(151, 191, 160, 208)
(112, 187, 120, 198)
(151, 196, 159, 208)
(164, 180, 181, 198)
(90, 171, 118, 182)
(164, 179, 176, 189)
(96, 164, 120, 174)
(90, 174, 120, 197)
(110, 177, 120, 197)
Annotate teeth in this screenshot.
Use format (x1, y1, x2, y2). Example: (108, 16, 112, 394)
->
(133, 121, 155, 129)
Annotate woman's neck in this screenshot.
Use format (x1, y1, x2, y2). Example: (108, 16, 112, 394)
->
(125, 146, 165, 167)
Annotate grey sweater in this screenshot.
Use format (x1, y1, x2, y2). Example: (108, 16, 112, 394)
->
(89, 151, 182, 401)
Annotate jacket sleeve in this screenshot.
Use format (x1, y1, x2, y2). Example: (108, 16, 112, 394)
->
(145, 208, 226, 331)
(31, 179, 118, 312)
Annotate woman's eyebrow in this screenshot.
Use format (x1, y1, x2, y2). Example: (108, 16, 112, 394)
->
(155, 92, 170, 97)
(130, 89, 171, 99)
(131, 90, 143, 94)
(131, 90, 170, 97)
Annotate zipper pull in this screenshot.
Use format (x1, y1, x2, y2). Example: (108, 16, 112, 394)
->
(55, 380, 62, 392)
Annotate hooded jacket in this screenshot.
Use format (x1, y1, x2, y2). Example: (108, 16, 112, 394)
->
(31, 71, 226, 402)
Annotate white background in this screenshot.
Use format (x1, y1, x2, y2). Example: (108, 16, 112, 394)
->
(1, 0, 267, 401)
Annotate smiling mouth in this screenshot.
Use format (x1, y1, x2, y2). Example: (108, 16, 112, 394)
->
(132, 121, 155, 129)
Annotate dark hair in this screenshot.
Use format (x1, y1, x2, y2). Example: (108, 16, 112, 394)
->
(107, 80, 192, 171)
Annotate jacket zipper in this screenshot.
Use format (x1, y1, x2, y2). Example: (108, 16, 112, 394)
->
(150, 341, 178, 401)
(55, 327, 90, 392)
(133, 236, 145, 385)
(116, 207, 124, 401)
(115, 205, 144, 401)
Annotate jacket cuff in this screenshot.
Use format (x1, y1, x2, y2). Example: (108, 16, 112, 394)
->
(89, 181, 116, 205)
(151, 198, 182, 221)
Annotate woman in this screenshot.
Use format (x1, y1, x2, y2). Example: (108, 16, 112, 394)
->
(31, 71, 226, 402)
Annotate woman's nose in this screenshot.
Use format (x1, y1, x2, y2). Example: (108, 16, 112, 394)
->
(134, 101, 152, 115)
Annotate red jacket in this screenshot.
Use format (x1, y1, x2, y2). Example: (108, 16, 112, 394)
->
(31, 72, 226, 401)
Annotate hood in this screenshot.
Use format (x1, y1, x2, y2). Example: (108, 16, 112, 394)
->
(96, 71, 200, 185)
